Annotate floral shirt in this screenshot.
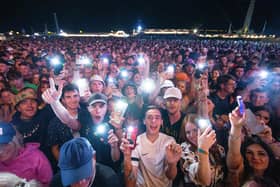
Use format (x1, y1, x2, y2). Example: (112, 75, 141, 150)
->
(180, 142, 225, 187)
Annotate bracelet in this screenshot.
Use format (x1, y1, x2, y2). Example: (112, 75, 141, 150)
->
(229, 133, 241, 141)
(197, 148, 208, 155)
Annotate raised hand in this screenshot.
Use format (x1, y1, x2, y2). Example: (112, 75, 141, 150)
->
(42, 77, 64, 104)
(257, 125, 274, 144)
(108, 129, 119, 148)
(229, 107, 246, 129)
(120, 137, 134, 158)
(197, 127, 216, 152)
(165, 142, 182, 164)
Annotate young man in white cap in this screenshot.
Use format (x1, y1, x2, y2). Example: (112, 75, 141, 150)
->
(89, 75, 105, 93)
(161, 87, 185, 143)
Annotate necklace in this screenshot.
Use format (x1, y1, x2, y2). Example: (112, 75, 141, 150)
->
(21, 123, 40, 139)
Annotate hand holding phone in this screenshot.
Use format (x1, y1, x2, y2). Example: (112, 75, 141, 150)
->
(125, 126, 138, 149)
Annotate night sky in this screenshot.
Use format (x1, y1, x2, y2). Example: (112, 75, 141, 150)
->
(0, 0, 279, 34)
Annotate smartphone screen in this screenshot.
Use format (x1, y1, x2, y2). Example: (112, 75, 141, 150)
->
(236, 96, 245, 115)
(245, 109, 265, 135)
(125, 126, 138, 149)
(112, 100, 128, 124)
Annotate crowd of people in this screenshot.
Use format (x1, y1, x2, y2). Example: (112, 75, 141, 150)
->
(0, 36, 280, 187)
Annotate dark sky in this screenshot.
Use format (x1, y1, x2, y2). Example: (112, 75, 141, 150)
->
(1, 0, 279, 34)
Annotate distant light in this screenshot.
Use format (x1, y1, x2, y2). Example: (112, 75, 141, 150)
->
(120, 70, 128, 77)
(197, 63, 206, 70)
(60, 29, 63, 33)
(34, 33, 40, 36)
(9, 32, 13, 36)
(137, 25, 142, 32)
(16, 32, 19, 35)
(193, 29, 198, 34)
(103, 58, 109, 64)
(259, 70, 269, 79)
(80, 30, 83, 33)
(51, 57, 60, 66)
(166, 65, 175, 73)
(80, 57, 91, 65)
(137, 56, 145, 65)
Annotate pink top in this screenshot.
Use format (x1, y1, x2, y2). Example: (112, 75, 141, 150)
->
(0, 143, 53, 184)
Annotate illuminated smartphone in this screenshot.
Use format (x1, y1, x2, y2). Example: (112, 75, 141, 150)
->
(94, 123, 110, 142)
(112, 100, 128, 124)
(125, 126, 138, 149)
(245, 109, 265, 135)
(236, 96, 245, 115)
(76, 78, 89, 97)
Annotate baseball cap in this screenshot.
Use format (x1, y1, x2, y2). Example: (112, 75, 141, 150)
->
(58, 137, 96, 186)
(88, 93, 108, 106)
(90, 75, 105, 86)
(0, 122, 16, 144)
(163, 87, 182, 100)
(160, 80, 175, 89)
(175, 72, 190, 81)
(15, 90, 38, 107)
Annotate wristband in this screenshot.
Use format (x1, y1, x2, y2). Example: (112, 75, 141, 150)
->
(197, 148, 208, 155)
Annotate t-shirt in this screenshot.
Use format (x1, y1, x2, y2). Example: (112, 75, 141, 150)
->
(161, 110, 185, 143)
(131, 133, 175, 187)
(0, 143, 53, 185)
(209, 93, 233, 117)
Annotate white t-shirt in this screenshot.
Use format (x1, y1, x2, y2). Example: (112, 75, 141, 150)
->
(131, 132, 175, 187)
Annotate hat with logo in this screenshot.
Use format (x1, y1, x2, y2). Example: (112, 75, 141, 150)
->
(0, 122, 16, 144)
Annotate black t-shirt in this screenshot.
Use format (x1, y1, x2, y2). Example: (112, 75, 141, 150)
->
(209, 93, 234, 117)
(161, 110, 185, 143)
(11, 105, 55, 148)
(80, 115, 122, 171)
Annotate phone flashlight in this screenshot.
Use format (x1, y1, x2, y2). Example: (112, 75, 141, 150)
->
(103, 58, 109, 64)
(126, 126, 138, 148)
(197, 118, 211, 132)
(140, 78, 155, 93)
(51, 57, 60, 66)
(259, 70, 268, 79)
(166, 65, 175, 73)
(137, 56, 145, 65)
(94, 123, 110, 142)
(120, 70, 129, 78)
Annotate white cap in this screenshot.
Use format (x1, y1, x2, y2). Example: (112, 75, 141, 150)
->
(163, 87, 182, 100)
(90, 75, 105, 85)
(160, 80, 175, 89)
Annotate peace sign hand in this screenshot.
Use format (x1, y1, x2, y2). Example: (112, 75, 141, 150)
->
(42, 78, 64, 104)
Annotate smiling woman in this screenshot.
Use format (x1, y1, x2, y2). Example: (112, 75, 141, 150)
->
(227, 108, 280, 187)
